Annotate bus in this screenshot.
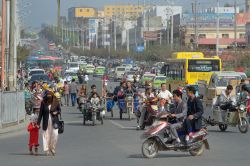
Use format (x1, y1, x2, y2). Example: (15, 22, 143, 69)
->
(162, 52, 222, 90)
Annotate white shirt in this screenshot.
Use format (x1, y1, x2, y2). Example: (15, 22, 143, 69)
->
(157, 90, 173, 100)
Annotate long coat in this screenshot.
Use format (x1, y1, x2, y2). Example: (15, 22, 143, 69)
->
(37, 101, 61, 131)
(187, 97, 204, 130)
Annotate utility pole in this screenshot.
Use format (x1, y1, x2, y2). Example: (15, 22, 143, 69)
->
(61, 21, 64, 43)
(234, 0, 237, 59)
(57, 0, 61, 31)
(143, 0, 146, 50)
(194, 0, 198, 49)
(114, 17, 117, 51)
(170, 15, 174, 50)
(216, 0, 220, 57)
(8, 0, 16, 90)
(127, 29, 130, 52)
(1, 0, 6, 89)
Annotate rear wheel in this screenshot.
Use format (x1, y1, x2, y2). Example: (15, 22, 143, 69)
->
(219, 124, 228, 132)
(142, 139, 159, 159)
(238, 117, 249, 133)
(128, 108, 131, 121)
(189, 143, 205, 156)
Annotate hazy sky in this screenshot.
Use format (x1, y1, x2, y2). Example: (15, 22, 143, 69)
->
(21, 0, 244, 28)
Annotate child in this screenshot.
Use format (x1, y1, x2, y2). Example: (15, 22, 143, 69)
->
(90, 92, 101, 109)
(27, 113, 40, 155)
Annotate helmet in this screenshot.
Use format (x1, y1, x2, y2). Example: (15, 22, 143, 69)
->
(54, 92, 61, 99)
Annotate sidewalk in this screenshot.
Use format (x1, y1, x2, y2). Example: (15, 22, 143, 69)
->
(0, 120, 29, 135)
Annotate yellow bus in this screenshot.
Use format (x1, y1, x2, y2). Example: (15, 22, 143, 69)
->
(163, 52, 222, 88)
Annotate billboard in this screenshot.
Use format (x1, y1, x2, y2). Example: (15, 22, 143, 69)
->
(88, 19, 98, 42)
(143, 31, 159, 41)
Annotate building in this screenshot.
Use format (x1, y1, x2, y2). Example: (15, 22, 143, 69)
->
(200, 7, 239, 14)
(104, 5, 144, 19)
(68, 7, 98, 20)
(98, 11, 105, 18)
(246, 0, 250, 13)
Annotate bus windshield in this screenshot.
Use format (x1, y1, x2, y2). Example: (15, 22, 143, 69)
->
(69, 63, 78, 68)
(188, 59, 220, 72)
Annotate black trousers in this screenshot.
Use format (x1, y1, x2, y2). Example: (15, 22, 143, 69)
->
(183, 119, 196, 135)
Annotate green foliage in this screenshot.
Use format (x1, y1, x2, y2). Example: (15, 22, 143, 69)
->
(17, 45, 30, 63)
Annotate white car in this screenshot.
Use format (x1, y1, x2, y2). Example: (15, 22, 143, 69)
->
(28, 69, 45, 80)
(123, 71, 140, 82)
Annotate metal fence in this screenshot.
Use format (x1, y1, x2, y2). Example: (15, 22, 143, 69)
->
(0, 91, 26, 128)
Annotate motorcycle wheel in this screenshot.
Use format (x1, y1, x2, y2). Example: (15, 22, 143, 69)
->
(219, 124, 228, 132)
(92, 113, 96, 126)
(142, 139, 159, 159)
(101, 117, 104, 125)
(238, 117, 249, 133)
(83, 114, 86, 125)
(189, 143, 205, 156)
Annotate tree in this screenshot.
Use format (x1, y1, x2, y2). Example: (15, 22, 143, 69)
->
(224, 3, 232, 7)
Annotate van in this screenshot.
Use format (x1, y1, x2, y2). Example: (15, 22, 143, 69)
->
(68, 62, 79, 72)
(28, 69, 45, 80)
(115, 66, 126, 81)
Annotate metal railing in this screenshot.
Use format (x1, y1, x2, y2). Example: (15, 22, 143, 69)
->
(0, 91, 26, 128)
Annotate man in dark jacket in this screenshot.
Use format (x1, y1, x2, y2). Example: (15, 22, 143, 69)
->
(183, 86, 203, 142)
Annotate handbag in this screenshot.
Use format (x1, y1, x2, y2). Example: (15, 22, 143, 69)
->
(58, 114, 64, 134)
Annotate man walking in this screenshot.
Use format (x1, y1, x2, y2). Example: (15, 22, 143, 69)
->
(69, 79, 78, 107)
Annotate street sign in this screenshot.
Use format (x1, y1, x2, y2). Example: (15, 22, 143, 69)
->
(136, 45, 144, 52)
(143, 31, 158, 41)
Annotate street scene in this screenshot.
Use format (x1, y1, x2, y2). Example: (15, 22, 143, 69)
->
(1, 0, 250, 166)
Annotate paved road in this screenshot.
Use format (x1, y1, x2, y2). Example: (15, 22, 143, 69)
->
(0, 80, 250, 166)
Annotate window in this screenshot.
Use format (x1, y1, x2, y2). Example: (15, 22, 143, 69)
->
(80, 9, 83, 12)
(199, 34, 206, 38)
(222, 34, 229, 38)
(190, 34, 195, 38)
(240, 33, 245, 39)
(86, 9, 90, 12)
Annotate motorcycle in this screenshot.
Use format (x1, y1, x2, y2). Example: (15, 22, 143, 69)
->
(126, 94, 134, 120)
(141, 112, 210, 158)
(203, 100, 249, 133)
(140, 97, 160, 130)
(78, 96, 87, 113)
(83, 98, 105, 126)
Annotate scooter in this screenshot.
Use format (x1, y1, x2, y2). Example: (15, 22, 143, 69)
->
(140, 97, 160, 130)
(141, 112, 210, 158)
(83, 99, 105, 126)
(78, 96, 87, 113)
(126, 95, 134, 121)
(203, 101, 249, 133)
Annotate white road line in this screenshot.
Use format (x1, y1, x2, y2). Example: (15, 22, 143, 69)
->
(109, 120, 136, 130)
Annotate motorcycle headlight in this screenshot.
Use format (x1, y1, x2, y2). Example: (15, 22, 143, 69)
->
(239, 104, 245, 111)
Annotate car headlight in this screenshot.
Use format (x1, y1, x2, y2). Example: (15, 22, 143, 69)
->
(239, 104, 245, 111)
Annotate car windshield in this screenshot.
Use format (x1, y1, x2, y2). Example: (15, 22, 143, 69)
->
(29, 70, 44, 76)
(30, 75, 50, 82)
(69, 63, 78, 68)
(216, 76, 241, 87)
(65, 73, 77, 76)
(155, 77, 166, 81)
(117, 68, 125, 71)
(127, 71, 135, 75)
(144, 75, 154, 79)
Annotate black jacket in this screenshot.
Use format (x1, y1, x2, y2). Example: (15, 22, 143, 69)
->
(187, 97, 203, 130)
(38, 101, 61, 131)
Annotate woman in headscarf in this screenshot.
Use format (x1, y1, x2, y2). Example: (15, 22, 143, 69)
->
(37, 90, 61, 156)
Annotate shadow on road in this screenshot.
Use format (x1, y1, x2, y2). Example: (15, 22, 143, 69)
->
(9, 153, 47, 157)
(207, 129, 238, 134)
(128, 153, 190, 159)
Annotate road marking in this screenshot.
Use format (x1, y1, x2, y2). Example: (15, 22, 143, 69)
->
(109, 120, 136, 130)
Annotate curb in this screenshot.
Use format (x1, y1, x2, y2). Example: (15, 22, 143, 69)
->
(0, 120, 29, 135)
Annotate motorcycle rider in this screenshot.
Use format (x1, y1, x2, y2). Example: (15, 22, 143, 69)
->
(216, 85, 236, 111)
(157, 83, 173, 111)
(183, 86, 204, 143)
(113, 81, 127, 119)
(88, 84, 101, 101)
(138, 83, 155, 129)
(168, 89, 187, 146)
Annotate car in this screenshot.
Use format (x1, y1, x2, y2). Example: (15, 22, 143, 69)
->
(29, 74, 51, 85)
(139, 73, 156, 87)
(114, 66, 126, 81)
(93, 66, 106, 77)
(152, 76, 167, 89)
(123, 71, 140, 82)
(64, 71, 78, 83)
(28, 69, 45, 80)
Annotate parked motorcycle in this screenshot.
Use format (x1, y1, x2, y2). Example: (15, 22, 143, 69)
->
(141, 112, 210, 158)
(140, 97, 160, 130)
(203, 101, 249, 133)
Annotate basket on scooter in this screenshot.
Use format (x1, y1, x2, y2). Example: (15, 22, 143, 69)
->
(118, 99, 126, 113)
(106, 99, 114, 112)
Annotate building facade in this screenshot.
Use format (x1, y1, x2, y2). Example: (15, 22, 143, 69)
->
(104, 5, 144, 19)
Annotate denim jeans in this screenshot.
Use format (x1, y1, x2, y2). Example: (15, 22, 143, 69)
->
(70, 93, 77, 106)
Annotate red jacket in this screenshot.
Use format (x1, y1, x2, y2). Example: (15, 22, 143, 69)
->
(27, 123, 39, 147)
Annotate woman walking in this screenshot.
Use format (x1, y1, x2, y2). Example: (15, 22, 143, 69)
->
(37, 90, 61, 156)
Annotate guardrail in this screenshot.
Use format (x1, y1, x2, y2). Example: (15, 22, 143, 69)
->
(0, 91, 26, 128)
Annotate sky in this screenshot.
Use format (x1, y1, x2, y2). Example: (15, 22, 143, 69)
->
(20, 0, 245, 28)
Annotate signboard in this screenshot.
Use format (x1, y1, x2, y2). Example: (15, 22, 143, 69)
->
(136, 45, 145, 52)
(143, 31, 159, 41)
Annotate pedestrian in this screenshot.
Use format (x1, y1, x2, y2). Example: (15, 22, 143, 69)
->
(63, 81, 70, 106)
(69, 79, 78, 107)
(27, 113, 40, 155)
(37, 90, 61, 156)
